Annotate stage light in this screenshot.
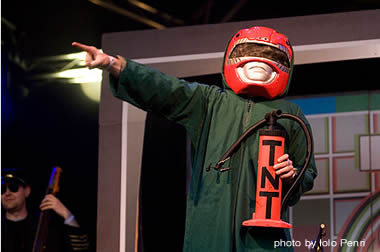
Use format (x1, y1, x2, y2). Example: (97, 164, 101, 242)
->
(56, 68, 102, 83)
(32, 51, 104, 102)
(32, 68, 102, 102)
(80, 82, 101, 102)
(55, 68, 102, 102)
(61, 52, 88, 61)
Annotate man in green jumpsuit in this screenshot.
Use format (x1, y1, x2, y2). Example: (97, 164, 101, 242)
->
(73, 26, 317, 251)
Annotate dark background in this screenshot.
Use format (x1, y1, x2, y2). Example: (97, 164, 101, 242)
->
(2, 0, 380, 250)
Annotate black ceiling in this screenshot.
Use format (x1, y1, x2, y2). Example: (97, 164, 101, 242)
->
(3, 0, 380, 59)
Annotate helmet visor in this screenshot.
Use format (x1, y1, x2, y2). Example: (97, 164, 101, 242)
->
(228, 43, 290, 68)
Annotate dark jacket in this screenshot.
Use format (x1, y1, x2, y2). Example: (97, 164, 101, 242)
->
(1, 213, 89, 252)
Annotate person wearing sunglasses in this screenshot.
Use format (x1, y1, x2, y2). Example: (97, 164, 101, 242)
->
(1, 168, 90, 252)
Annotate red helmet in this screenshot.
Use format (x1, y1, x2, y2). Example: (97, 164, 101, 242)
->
(223, 26, 293, 99)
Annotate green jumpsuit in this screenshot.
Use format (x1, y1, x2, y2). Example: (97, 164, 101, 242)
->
(109, 58, 317, 251)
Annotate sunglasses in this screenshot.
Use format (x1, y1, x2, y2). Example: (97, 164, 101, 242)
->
(1, 181, 22, 195)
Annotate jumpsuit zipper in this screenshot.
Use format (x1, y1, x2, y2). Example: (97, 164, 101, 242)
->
(231, 99, 254, 251)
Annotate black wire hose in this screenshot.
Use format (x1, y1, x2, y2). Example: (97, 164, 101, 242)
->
(210, 109, 313, 214)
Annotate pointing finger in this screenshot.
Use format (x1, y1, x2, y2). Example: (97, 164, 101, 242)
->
(72, 42, 98, 54)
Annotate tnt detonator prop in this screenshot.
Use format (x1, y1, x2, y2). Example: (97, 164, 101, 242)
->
(209, 110, 313, 229)
(243, 126, 290, 228)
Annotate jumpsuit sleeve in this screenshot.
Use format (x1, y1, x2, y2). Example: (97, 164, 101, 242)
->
(109, 59, 208, 137)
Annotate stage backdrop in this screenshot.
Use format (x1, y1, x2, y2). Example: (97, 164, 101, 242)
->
(98, 9, 380, 252)
(290, 92, 380, 252)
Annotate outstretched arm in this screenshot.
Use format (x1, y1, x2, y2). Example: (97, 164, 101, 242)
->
(72, 42, 208, 141)
(72, 42, 126, 78)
